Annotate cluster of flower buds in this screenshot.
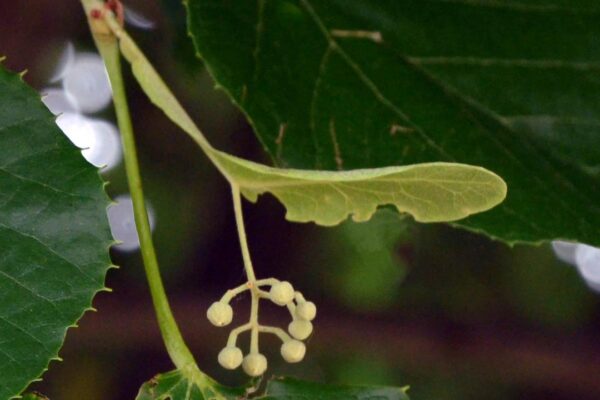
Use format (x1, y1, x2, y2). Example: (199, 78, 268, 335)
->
(206, 278, 316, 376)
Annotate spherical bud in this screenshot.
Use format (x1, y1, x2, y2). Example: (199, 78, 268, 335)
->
(281, 340, 306, 363)
(296, 301, 317, 321)
(206, 301, 233, 327)
(270, 281, 295, 306)
(242, 353, 268, 377)
(218, 346, 243, 370)
(288, 320, 313, 340)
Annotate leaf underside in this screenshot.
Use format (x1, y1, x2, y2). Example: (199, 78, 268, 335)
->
(186, 0, 600, 245)
(0, 64, 112, 399)
(115, 25, 506, 227)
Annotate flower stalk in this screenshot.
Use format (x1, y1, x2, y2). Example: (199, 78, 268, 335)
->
(80, 0, 207, 382)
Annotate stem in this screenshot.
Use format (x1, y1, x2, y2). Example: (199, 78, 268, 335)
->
(258, 325, 292, 342)
(287, 302, 297, 320)
(256, 278, 280, 286)
(231, 185, 262, 353)
(226, 323, 252, 347)
(221, 282, 250, 303)
(250, 293, 260, 353)
(84, 6, 200, 375)
(231, 185, 257, 283)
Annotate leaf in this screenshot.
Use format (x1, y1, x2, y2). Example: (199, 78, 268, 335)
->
(109, 22, 506, 226)
(185, 0, 600, 245)
(0, 63, 112, 398)
(21, 393, 49, 400)
(257, 377, 410, 400)
(135, 370, 251, 400)
(135, 372, 408, 400)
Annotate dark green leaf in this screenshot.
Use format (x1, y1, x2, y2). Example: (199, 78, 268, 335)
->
(258, 377, 410, 399)
(0, 63, 113, 398)
(186, 0, 600, 245)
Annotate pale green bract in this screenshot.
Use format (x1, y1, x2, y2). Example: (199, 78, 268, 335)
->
(214, 153, 506, 225)
(108, 18, 506, 226)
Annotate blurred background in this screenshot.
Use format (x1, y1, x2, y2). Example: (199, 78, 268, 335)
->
(2, 1, 600, 399)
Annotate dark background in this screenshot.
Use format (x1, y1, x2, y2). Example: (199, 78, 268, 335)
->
(1, 1, 599, 399)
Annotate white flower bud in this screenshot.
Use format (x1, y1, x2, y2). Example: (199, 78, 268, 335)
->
(269, 281, 295, 306)
(242, 353, 268, 377)
(288, 320, 313, 340)
(206, 301, 233, 327)
(296, 301, 317, 321)
(280, 340, 306, 363)
(218, 346, 243, 370)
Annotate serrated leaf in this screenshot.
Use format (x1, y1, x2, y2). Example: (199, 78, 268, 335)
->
(135, 370, 251, 400)
(257, 377, 410, 400)
(0, 64, 112, 398)
(111, 26, 506, 226)
(185, 0, 600, 245)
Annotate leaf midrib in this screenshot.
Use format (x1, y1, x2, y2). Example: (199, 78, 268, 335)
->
(238, 175, 502, 190)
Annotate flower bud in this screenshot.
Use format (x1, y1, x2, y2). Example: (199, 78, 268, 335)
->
(242, 353, 268, 376)
(288, 320, 313, 340)
(206, 301, 233, 327)
(281, 340, 306, 363)
(296, 301, 317, 321)
(270, 281, 295, 306)
(218, 346, 243, 369)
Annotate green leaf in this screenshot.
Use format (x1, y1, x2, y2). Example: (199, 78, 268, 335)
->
(185, 0, 600, 245)
(135, 372, 409, 400)
(135, 370, 251, 400)
(0, 63, 112, 398)
(111, 25, 506, 227)
(21, 393, 49, 400)
(258, 377, 410, 399)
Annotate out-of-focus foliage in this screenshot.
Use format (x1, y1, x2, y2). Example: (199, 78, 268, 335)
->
(310, 210, 409, 310)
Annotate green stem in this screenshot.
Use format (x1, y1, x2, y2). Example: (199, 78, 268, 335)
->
(231, 185, 261, 353)
(250, 293, 260, 353)
(231, 185, 258, 283)
(83, 6, 200, 375)
(103, 44, 196, 371)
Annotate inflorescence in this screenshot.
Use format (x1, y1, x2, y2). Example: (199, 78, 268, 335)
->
(207, 278, 316, 376)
